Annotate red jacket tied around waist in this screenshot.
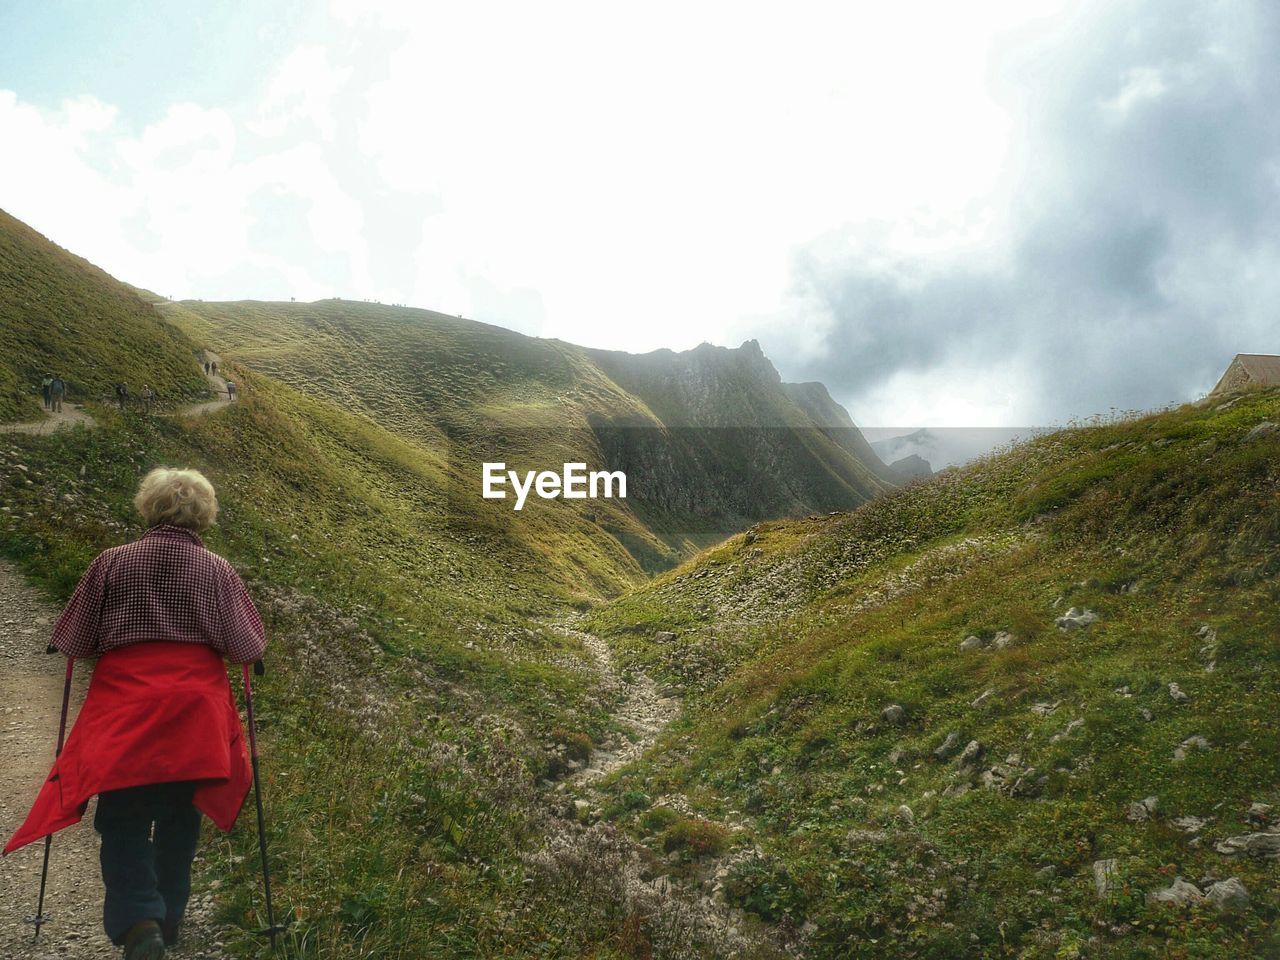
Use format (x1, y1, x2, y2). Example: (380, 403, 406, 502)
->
(4, 641, 252, 855)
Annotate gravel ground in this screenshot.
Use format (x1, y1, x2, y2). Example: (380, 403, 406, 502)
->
(0, 561, 229, 960)
(560, 624, 679, 787)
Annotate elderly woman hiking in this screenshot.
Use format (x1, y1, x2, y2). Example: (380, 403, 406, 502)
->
(3, 468, 267, 960)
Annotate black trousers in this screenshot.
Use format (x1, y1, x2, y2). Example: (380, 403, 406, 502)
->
(94, 781, 202, 945)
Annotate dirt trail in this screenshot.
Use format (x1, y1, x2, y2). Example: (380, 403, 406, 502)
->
(0, 562, 227, 960)
(0, 406, 95, 437)
(178, 353, 233, 419)
(560, 624, 679, 787)
(0, 356, 235, 435)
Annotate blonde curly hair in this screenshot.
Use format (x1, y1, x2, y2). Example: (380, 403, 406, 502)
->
(134, 467, 219, 531)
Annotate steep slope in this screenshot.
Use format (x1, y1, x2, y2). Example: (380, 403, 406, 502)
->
(583, 343, 895, 540)
(0, 212, 686, 957)
(587, 393, 1280, 959)
(0, 209, 821, 959)
(782, 380, 894, 483)
(0, 210, 208, 420)
(174, 300, 895, 559)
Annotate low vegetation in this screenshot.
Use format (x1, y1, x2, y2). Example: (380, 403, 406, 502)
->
(4, 205, 1278, 958)
(0, 211, 207, 420)
(587, 392, 1280, 958)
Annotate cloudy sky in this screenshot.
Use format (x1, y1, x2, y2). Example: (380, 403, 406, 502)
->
(2, 0, 1277, 428)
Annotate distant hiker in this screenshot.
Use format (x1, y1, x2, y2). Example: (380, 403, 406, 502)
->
(203, 361, 210, 375)
(49, 375, 65, 413)
(225, 380, 236, 401)
(116, 382, 129, 410)
(3, 467, 267, 957)
(210, 361, 218, 376)
(41, 376, 52, 410)
(141, 384, 155, 413)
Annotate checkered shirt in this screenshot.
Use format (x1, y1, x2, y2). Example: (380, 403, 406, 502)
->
(51, 524, 267, 663)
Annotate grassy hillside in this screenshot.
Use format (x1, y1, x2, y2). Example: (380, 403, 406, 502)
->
(587, 393, 1280, 959)
(4, 208, 845, 959)
(0, 367, 689, 957)
(173, 300, 895, 563)
(0, 211, 711, 957)
(0, 210, 208, 420)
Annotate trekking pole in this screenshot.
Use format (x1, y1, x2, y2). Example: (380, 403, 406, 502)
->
(241, 662, 286, 950)
(28, 657, 74, 940)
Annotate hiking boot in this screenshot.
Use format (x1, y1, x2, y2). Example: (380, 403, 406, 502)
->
(123, 919, 165, 960)
(162, 919, 182, 947)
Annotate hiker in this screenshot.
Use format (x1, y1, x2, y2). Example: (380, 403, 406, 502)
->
(49, 375, 65, 413)
(203, 361, 210, 375)
(41, 376, 52, 410)
(3, 467, 267, 958)
(210, 361, 218, 376)
(116, 383, 129, 410)
(141, 384, 155, 413)
(225, 380, 236, 401)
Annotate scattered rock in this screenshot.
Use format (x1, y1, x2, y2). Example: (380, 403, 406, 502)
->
(1204, 877, 1250, 911)
(1171, 815, 1209, 835)
(1127, 797, 1158, 822)
(1035, 865, 1057, 881)
(1168, 682, 1189, 703)
(895, 804, 914, 824)
(1172, 735, 1211, 762)
(1138, 707, 1154, 722)
(653, 631, 676, 643)
(1244, 421, 1277, 442)
(1031, 700, 1062, 716)
(1056, 607, 1098, 631)
(1146, 877, 1204, 907)
(959, 635, 985, 652)
(992, 630, 1016, 649)
(880, 704, 906, 726)
(1093, 858, 1120, 898)
(1051, 718, 1083, 743)
(933, 732, 962, 761)
(957, 739, 984, 767)
(1247, 802, 1273, 825)
(1215, 831, 1280, 860)
(970, 688, 996, 708)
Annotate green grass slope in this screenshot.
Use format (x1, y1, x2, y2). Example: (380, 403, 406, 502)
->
(1, 365, 678, 957)
(0, 210, 685, 956)
(0, 210, 208, 420)
(173, 299, 895, 564)
(587, 393, 1280, 959)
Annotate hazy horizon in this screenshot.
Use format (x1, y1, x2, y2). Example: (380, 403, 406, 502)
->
(3, 0, 1277, 429)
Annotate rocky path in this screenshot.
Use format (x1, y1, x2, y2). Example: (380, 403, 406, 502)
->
(0, 356, 234, 436)
(0, 406, 96, 437)
(0, 562, 227, 960)
(560, 624, 679, 786)
(177, 354, 233, 419)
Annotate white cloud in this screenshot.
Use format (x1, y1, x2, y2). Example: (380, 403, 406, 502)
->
(252, 45, 350, 142)
(1, 0, 1106, 425)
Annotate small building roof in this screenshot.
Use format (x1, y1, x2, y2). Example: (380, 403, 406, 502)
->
(1233, 354, 1280, 383)
(1210, 353, 1280, 396)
